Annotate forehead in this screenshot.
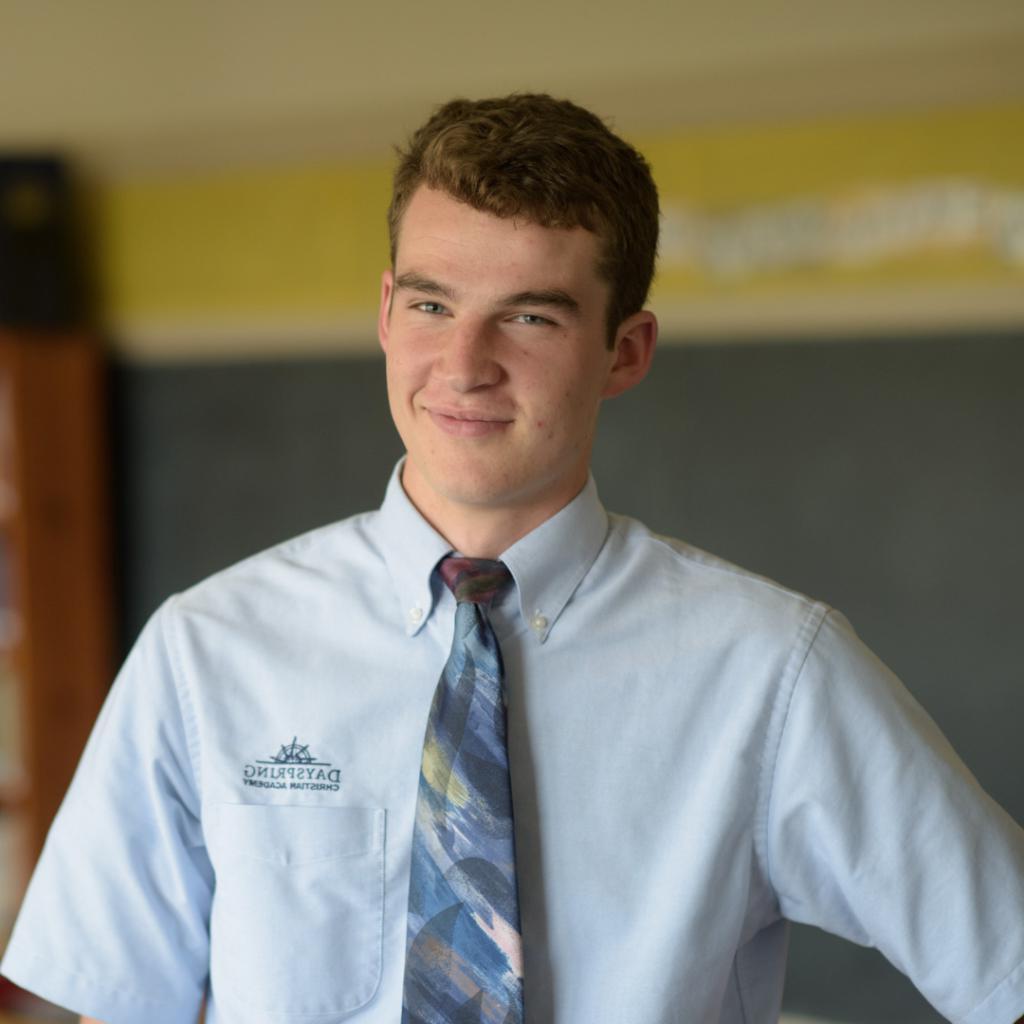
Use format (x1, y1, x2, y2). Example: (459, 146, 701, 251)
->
(395, 186, 606, 296)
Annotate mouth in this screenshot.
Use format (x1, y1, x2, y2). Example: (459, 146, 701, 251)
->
(426, 406, 514, 438)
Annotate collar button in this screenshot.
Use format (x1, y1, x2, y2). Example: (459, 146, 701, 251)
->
(530, 612, 548, 632)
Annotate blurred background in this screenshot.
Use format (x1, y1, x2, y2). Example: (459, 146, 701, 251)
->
(1, 1, 1023, 1021)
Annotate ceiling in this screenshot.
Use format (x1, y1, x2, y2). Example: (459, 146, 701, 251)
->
(2, 0, 1023, 173)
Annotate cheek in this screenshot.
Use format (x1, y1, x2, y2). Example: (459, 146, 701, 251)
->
(531, 391, 592, 442)
(385, 348, 426, 395)
(532, 358, 603, 413)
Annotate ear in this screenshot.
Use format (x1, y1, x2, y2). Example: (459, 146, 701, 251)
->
(377, 269, 395, 353)
(602, 310, 658, 399)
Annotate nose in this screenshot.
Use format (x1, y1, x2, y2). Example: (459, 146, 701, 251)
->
(434, 318, 502, 392)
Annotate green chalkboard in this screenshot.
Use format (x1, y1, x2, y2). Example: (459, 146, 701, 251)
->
(112, 331, 1024, 1023)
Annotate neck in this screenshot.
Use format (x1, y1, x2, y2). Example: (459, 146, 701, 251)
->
(400, 465, 585, 559)
(433, 510, 545, 560)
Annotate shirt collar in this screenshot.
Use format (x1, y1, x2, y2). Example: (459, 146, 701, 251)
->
(499, 476, 608, 643)
(378, 461, 453, 637)
(377, 460, 609, 643)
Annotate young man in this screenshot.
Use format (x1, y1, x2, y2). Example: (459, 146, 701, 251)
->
(3, 94, 1024, 1024)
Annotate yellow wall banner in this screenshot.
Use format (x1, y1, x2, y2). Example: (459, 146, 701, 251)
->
(96, 103, 1024, 357)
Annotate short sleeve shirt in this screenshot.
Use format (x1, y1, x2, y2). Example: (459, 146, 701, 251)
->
(3, 466, 1024, 1023)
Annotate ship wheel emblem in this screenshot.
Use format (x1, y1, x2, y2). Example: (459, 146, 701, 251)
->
(256, 737, 331, 767)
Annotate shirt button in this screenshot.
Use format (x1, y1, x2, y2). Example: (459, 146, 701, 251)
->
(530, 612, 548, 632)
(409, 607, 424, 623)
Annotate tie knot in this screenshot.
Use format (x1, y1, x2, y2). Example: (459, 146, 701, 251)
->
(439, 556, 512, 605)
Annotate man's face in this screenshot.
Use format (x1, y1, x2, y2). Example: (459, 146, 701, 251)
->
(379, 186, 650, 540)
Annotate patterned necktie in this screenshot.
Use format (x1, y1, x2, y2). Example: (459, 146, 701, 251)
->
(402, 556, 524, 1024)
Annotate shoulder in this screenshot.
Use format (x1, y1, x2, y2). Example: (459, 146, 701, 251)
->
(601, 511, 829, 644)
(159, 507, 387, 633)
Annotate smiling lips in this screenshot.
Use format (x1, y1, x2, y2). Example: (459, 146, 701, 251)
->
(426, 406, 514, 438)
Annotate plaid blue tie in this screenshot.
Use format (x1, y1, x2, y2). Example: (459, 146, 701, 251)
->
(402, 557, 524, 1024)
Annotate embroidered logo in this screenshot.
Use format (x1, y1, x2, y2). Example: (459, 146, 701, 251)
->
(242, 736, 342, 792)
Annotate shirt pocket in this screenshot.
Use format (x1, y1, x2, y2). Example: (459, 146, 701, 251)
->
(207, 802, 385, 1020)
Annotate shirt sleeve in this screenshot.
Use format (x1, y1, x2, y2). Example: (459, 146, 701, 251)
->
(1, 598, 212, 1024)
(765, 608, 1024, 1024)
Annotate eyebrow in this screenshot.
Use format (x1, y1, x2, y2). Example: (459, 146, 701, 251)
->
(501, 290, 581, 316)
(394, 273, 456, 301)
(395, 274, 581, 318)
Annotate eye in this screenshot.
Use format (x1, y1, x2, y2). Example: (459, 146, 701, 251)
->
(413, 301, 447, 315)
(512, 313, 556, 326)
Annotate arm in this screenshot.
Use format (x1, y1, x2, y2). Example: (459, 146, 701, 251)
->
(766, 611, 1024, 1023)
(0, 603, 212, 1020)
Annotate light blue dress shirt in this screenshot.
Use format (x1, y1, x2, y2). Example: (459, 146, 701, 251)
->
(3, 464, 1024, 1024)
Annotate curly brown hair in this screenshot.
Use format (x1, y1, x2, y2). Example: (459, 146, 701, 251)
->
(388, 93, 659, 346)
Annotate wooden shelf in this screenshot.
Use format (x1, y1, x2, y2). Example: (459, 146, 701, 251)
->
(0, 328, 114, 901)
(0, 776, 28, 813)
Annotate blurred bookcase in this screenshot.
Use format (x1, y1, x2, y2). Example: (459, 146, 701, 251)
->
(0, 329, 113, 939)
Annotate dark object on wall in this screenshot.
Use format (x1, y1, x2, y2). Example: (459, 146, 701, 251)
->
(0, 157, 81, 329)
